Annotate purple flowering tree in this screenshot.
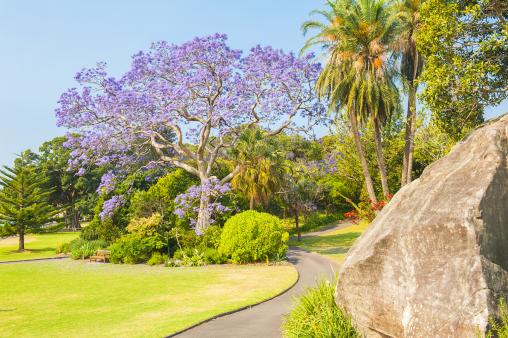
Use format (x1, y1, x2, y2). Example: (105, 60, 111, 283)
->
(56, 34, 324, 234)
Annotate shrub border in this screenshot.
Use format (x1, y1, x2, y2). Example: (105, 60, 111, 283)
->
(165, 263, 300, 337)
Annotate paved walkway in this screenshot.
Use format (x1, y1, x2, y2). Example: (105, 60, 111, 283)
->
(174, 236, 342, 337)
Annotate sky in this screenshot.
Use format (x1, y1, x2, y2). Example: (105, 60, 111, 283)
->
(0, 0, 506, 167)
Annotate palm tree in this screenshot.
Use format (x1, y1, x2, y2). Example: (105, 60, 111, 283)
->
(230, 127, 282, 209)
(396, 0, 423, 186)
(303, 0, 401, 200)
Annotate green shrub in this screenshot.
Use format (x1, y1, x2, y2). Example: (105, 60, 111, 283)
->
(170, 248, 207, 266)
(200, 225, 222, 249)
(68, 239, 108, 260)
(110, 234, 154, 264)
(147, 252, 168, 266)
(172, 247, 193, 260)
(181, 249, 206, 267)
(219, 210, 289, 263)
(203, 248, 226, 264)
(282, 212, 342, 235)
(486, 297, 508, 338)
(302, 213, 341, 232)
(55, 241, 71, 254)
(282, 279, 359, 338)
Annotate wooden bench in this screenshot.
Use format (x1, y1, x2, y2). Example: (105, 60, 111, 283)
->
(89, 250, 110, 263)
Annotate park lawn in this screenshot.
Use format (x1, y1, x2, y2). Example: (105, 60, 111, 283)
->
(289, 221, 369, 263)
(0, 232, 79, 262)
(0, 260, 298, 338)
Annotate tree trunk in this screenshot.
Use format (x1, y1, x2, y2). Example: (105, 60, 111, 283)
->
(406, 86, 417, 185)
(373, 116, 390, 198)
(349, 113, 378, 204)
(401, 83, 417, 187)
(249, 196, 255, 210)
(195, 187, 211, 236)
(294, 207, 301, 242)
(70, 197, 81, 230)
(18, 227, 25, 252)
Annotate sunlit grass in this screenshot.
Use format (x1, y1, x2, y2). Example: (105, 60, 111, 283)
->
(289, 221, 369, 263)
(0, 232, 79, 262)
(0, 260, 298, 337)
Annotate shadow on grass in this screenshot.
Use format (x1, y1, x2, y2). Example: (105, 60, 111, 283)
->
(289, 232, 362, 256)
(5, 247, 54, 254)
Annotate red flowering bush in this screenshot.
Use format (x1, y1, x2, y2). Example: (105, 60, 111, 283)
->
(343, 195, 392, 222)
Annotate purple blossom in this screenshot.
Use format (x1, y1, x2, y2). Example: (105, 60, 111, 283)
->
(55, 34, 325, 230)
(174, 177, 232, 232)
(97, 171, 116, 194)
(99, 195, 126, 220)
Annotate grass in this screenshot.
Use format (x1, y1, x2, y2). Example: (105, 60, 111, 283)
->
(0, 232, 79, 262)
(282, 278, 359, 338)
(0, 260, 298, 337)
(282, 212, 343, 235)
(289, 221, 369, 263)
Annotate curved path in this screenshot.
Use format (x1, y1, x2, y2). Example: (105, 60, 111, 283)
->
(174, 244, 340, 337)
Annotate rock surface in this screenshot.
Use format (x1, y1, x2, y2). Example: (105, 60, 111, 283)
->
(336, 114, 508, 337)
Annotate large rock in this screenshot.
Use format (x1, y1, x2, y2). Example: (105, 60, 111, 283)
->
(336, 114, 508, 337)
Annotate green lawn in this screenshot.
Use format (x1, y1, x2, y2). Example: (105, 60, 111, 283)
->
(289, 221, 369, 263)
(0, 232, 79, 262)
(0, 260, 298, 337)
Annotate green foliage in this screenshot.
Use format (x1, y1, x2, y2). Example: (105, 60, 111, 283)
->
(283, 212, 342, 235)
(203, 248, 227, 264)
(37, 136, 103, 229)
(413, 119, 455, 177)
(168, 248, 208, 267)
(126, 213, 163, 237)
(282, 279, 359, 338)
(302, 213, 341, 233)
(81, 212, 123, 242)
(230, 127, 284, 209)
(129, 169, 198, 220)
(417, 0, 507, 139)
(63, 238, 108, 260)
(486, 297, 508, 338)
(147, 252, 168, 266)
(219, 210, 289, 263)
(109, 214, 167, 264)
(0, 151, 61, 250)
(109, 234, 155, 264)
(199, 225, 222, 250)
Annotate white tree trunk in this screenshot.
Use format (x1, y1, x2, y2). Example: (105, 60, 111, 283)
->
(195, 176, 211, 235)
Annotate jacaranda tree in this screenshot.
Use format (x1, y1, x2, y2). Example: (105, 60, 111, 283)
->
(56, 34, 324, 234)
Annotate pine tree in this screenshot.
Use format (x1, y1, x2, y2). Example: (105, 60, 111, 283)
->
(0, 151, 60, 251)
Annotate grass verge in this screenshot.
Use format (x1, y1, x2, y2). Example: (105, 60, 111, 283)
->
(0, 260, 298, 337)
(289, 221, 368, 263)
(0, 232, 79, 262)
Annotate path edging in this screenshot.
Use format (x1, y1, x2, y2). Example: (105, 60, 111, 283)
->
(165, 264, 300, 338)
(0, 256, 69, 264)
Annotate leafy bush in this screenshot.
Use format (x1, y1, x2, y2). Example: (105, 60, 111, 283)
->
(129, 169, 198, 219)
(200, 225, 222, 249)
(127, 213, 162, 237)
(55, 241, 71, 254)
(486, 297, 508, 338)
(65, 238, 108, 260)
(181, 249, 206, 267)
(147, 252, 168, 266)
(283, 212, 342, 235)
(203, 248, 227, 264)
(303, 213, 341, 232)
(218, 210, 289, 263)
(167, 248, 207, 267)
(282, 279, 359, 338)
(109, 234, 162, 264)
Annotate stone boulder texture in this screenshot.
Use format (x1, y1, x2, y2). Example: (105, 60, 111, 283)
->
(336, 114, 508, 337)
